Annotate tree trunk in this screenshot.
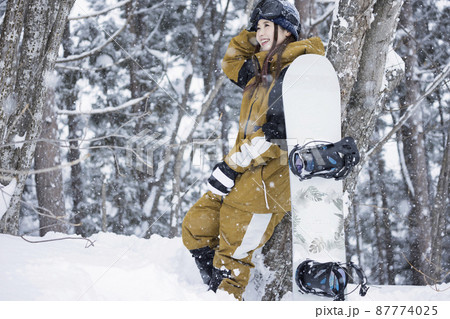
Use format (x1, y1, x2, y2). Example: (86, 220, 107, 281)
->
(399, 0, 431, 285)
(350, 200, 362, 267)
(376, 146, 395, 285)
(60, 22, 85, 236)
(338, 0, 405, 198)
(34, 87, 66, 236)
(369, 163, 386, 283)
(0, 0, 28, 234)
(261, 214, 292, 300)
(327, 0, 376, 111)
(147, 108, 181, 236)
(344, 0, 404, 143)
(429, 134, 449, 282)
(127, 0, 150, 209)
(0, 0, 26, 111)
(328, 2, 405, 280)
(170, 0, 212, 237)
(0, 0, 76, 235)
(295, 0, 317, 37)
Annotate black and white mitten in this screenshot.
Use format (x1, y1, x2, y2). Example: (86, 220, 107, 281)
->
(207, 161, 239, 196)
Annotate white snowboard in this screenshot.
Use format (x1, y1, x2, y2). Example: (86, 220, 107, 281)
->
(282, 54, 345, 301)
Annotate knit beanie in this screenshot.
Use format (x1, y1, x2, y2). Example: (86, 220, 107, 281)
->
(249, 0, 301, 40)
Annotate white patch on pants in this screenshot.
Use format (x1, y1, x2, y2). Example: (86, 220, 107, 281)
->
(231, 213, 272, 260)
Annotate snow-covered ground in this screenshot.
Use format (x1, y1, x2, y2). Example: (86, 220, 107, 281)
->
(0, 232, 235, 301)
(1, 232, 449, 317)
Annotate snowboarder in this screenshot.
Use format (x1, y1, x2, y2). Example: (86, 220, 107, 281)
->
(182, 0, 325, 300)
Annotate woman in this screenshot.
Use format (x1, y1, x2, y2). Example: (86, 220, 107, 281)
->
(182, 0, 325, 300)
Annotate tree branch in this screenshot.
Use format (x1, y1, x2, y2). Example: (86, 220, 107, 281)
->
(55, 57, 130, 72)
(21, 235, 95, 248)
(68, 0, 132, 21)
(307, 3, 335, 31)
(59, 1, 167, 67)
(57, 90, 155, 115)
(0, 154, 90, 178)
(56, 17, 129, 63)
(366, 62, 450, 159)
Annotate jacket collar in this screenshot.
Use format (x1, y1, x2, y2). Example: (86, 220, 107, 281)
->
(266, 37, 326, 72)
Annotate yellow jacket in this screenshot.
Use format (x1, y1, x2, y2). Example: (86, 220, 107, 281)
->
(221, 30, 325, 214)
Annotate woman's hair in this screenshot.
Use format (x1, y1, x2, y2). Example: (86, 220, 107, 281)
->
(244, 25, 296, 94)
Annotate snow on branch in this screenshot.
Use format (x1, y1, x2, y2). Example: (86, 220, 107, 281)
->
(68, 0, 131, 21)
(367, 62, 450, 159)
(57, 91, 154, 116)
(56, 17, 129, 63)
(0, 154, 90, 177)
(133, 0, 167, 16)
(60, 1, 168, 65)
(55, 57, 130, 72)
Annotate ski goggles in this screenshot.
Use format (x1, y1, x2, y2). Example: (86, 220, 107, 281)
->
(249, 0, 298, 30)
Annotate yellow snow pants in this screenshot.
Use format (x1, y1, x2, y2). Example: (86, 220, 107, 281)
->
(182, 191, 286, 300)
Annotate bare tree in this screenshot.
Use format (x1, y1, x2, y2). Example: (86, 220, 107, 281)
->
(170, 0, 230, 237)
(60, 23, 85, 236)
(0, 0, 76, 234)
(34, 87, 67, 236)
(329, 0, 405, 196)
(430, 135, 449, 282)
(398, 0, 431, 285)
(376, 147, 395, 285)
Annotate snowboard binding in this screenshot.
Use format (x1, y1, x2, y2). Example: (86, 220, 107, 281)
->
(288, 137, 360, 181)
(295, 260, 369, 301)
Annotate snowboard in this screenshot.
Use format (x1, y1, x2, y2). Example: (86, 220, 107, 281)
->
(282, 54, 345, 301)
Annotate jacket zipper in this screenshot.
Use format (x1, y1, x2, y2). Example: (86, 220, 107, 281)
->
(243, 96, 257, 139)
(243, 57, 262, 139)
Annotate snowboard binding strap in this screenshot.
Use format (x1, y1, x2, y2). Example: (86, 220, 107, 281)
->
(295, 260, 369, 301)
(289, 137, 360, 181)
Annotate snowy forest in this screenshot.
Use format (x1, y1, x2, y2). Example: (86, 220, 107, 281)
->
(0, 0, 449, 299)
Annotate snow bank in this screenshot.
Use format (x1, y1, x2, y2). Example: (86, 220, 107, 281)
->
(1, 232, 449, 304)
(0, 232, 234, 301)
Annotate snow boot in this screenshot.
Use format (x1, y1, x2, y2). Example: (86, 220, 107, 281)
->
(208, 267, 231, 292)
(190, 247, 215, 285)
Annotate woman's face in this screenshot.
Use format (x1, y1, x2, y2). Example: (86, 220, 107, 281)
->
(256, 19, 291, 51)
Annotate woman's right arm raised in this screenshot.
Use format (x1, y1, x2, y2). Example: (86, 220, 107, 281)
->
(221, 30, 260, 89)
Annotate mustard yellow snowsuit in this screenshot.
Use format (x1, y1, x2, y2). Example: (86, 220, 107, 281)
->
(182, 30, 325, 300)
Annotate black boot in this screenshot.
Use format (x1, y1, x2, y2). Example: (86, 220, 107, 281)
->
(208, 267, 231, 292)
(190, 247, 215, 285)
